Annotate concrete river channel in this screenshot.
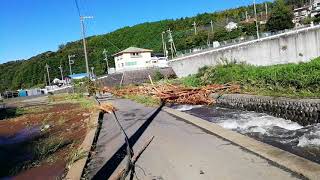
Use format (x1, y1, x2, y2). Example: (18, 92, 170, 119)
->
(171, 104, 320, 164)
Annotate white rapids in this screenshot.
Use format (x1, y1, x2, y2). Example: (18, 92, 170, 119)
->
(171, 104, 320, 163)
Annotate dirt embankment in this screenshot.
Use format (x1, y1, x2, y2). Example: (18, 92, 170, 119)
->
(0, 97, 94, 179)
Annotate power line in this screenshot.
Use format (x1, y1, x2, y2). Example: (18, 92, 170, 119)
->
(105, 38, 121, 50)
(74, 0, 81, 17)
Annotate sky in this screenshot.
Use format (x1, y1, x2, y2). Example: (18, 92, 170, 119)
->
(0, 0, 268, 63)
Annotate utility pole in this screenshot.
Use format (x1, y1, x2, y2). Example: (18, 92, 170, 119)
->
(68, 54, 75, 75)
(207, 32, 211, 47)
(79, 16, 93, 78)
(103, 49, 109, 74)
(91, 67, 94, 77)
(254, 0, 260, 39)
(210, 20, 214, 33)
(161, 31, 168, 58)
(192, 21, 197, 35)
(45, 64, 51, 86)
(265, 3, 268, 18)
(44, 73, 47, 86)
(167, 29, 177, 59)
(58, 65, 64, 84)
(245, 11, 248, 22)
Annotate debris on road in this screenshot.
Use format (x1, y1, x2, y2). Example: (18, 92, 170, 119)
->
(97, 103, 117, 113)
(102, 83, 240, 105)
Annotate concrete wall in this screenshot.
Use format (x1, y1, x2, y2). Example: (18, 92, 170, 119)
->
(169, 25, 320, 77)
(211, 93, 320, 126)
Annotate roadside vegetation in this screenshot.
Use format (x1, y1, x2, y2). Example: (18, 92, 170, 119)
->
(178, 57, 320, 98)
(123, 94, 161, 107)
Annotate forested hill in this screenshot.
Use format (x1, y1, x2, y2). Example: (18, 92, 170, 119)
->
(0, 0, 300, 92)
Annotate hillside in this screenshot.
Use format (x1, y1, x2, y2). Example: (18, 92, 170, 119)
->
(0, 0, 300, 92)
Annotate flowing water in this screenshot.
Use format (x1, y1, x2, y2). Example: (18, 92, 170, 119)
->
(171, 105, 320, 164)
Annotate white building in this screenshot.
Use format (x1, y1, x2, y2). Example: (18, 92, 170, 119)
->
(311, 0, 320, 17)
(225, 22, 238, 32)
(113, 47, 168, 72)
(293, 0, 320, 26)
(293, 6, 311, 24)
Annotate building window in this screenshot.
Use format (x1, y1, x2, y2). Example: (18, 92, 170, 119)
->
(131, 53, 141, 58)
(125, 61, 137, 66)
(121, 63, 124, 67)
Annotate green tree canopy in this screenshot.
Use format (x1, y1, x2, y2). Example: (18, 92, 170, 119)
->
(266, 0, 294, 31)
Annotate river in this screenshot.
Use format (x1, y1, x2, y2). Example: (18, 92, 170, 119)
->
(172, 105, 320, 164)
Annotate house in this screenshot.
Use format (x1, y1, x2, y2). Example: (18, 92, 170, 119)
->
(225, 22, 238, 31)
(113, 47, 168, 72)
(293, 0, 320, 26)
(293, 6, 311, 24)
(311, 0, 320, 18)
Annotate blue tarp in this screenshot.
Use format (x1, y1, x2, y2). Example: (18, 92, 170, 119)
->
(69, 73, 89, 80)
(18, 90, 27, 97)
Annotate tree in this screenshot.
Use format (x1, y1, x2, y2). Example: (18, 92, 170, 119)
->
(266, 0, 294, 31)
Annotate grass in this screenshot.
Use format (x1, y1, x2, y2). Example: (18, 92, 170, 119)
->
(33, 136, 72, 161)
(124, 94, 161, 107)
(67, 148, 88, 169)
(49, 93, 95, 109)
(182, 57, 320, 98)
(11, 136, 73, 175)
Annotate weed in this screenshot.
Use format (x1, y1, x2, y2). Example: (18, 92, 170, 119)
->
(49, 93, 95, 109)
(33, 136, 71, 160)
(180, 75, 202, 87)
(57, 116, 66, 126)
(124, 95, 160, 106)
(67, 148, 88, 168)
(153, 70, 165, 81)
(192, 57, 320, 98)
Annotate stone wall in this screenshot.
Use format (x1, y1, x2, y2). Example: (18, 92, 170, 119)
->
(170, 25, 320, 77)
(211, 93, 320, 126)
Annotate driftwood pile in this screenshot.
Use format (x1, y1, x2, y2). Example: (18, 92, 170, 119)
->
(102, 83, 240, 105)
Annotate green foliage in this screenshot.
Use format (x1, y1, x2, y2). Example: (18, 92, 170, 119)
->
(49, 93, 95, 109)
(180, 75, 202, 87)
(153, 71, 165, 81)
(124, 94, 160, 106)
(195, 57, 320, 98)
(266, 0, 294, 31)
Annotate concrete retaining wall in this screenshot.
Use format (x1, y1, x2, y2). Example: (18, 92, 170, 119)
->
(211, 94, 320, 126)
(170, 25, 320, 77)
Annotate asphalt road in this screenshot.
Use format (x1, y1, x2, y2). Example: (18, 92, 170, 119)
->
(86, 98, 300, 180)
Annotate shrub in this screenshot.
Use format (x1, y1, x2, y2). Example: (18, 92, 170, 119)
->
(153, 71, 165, 81)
